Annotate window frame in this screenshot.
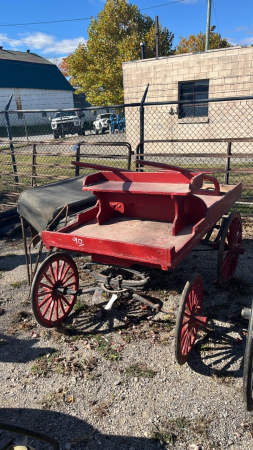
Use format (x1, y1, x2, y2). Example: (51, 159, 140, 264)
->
(178, 79, 209, 119)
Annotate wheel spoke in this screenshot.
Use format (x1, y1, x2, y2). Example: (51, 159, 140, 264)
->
(183, 311, 191, 319)
(54, 301, 58, 322)
(37, 289, 52, 297)
(38, 282, 53, 291)
(188, 291, 194, 311)
(41, 298, 53, 317)
(48, 303, 54, 322)
(63, 281, 76, 289)
(192, 315, 207, 326)
(49, 265, 56, 284)
(54, 260, 59, 281)
(60, 295, 70, 307)
(61, 264, 71, 282)
(182, 333, 190, 354)
(38, 293, 52, 307)
(181, 323, 189, 341)
(58, 260, 66, 280)
(58, 298, 65, 316)
(190, 328, 196, 345)
(43, 273, 54, 287)
(61, 271, 75, 285)
(222, 252, 232, 276)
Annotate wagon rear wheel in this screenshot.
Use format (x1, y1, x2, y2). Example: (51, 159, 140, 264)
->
(31, 253, 79, 328)
(217, 211, 243, 288)
(175, 275, 207, 365)
(243, 300, 253, 411)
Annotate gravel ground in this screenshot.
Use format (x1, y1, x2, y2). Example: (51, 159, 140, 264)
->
(0, 220, 253, 450)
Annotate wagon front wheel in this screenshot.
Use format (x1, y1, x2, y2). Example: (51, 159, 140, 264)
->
(175, 275, 207, 365)
(31, 253, 79, 328)
(217, 211, 243, 288)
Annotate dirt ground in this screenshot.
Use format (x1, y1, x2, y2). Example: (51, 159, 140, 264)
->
(0, 218, 253, 450)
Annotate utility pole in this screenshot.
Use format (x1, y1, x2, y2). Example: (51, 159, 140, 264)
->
(205, 0, 212, 51)
(155, 16, 159, 58)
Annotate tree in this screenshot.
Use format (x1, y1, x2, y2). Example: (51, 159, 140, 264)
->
(67, 0, 174, 105)
(175, 30, 232, 54)
(47, 57, 64, 69)
(59, 56, 71, 78)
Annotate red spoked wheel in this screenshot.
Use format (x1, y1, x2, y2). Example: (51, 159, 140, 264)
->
(31, 253, 79, 328)
(175, 275, 207, 365)
(217, 211, 243, 288)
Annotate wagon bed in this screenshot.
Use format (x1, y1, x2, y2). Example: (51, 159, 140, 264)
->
(41, 167, 242, 270)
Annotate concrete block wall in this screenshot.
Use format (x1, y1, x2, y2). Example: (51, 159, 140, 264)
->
(123, 46, 253, 158)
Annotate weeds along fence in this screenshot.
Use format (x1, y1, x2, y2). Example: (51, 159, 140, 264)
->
(1, 94, 253, 215)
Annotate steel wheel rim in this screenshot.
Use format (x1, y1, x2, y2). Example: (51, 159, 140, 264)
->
(220, 214, 242, 284)
(34, 254, 78, 327)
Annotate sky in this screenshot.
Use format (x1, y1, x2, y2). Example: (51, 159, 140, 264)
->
(0, 0, 252, 61)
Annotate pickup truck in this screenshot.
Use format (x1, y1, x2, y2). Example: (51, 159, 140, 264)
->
(50, 111, 85, 139)
(93, 113, 116, 134)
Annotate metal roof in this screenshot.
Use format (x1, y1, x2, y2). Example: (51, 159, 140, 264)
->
(0, 49, 53, 64)
(0, 49, 74, 91)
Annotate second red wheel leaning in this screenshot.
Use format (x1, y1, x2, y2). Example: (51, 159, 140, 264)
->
(175, 274, 207, 365)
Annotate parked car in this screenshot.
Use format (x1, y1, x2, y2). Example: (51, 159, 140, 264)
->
(50, 111, 85, 139)
(93, 113, 116, 134)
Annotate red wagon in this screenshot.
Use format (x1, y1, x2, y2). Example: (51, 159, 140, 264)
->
(29, 160, 243, 365)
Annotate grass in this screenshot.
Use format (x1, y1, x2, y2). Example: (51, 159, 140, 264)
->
(10, 280, 27, 288)
(0, 151, 128, 199)
(125, 364, 156, 378)
(93, 335, 122, 361)
(151, 429, 177, 446)
(1, 146, 253, 214)
(73, 299, 88, 313)
(150, 415, 213, 447)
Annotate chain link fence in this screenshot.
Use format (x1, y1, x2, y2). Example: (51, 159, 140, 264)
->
(1, 95, 253, 215)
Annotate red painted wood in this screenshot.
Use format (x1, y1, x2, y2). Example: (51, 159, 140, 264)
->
(172, 196, 187, 236)
(41, 229, 169, 269)
(72, 161, 132, 172)
(40, 159, 242, 274)
(83, 170, 203, 189)
(94, 192, 175, 224)
(135, 159, 213, 174)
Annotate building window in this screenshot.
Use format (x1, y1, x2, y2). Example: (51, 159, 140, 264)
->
(17, 112, 24, 119)
(42, 112, 47, 117)
(178, 80, 209, 118)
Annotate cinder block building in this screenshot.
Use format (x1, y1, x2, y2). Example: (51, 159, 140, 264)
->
(122, 46, 253, 155)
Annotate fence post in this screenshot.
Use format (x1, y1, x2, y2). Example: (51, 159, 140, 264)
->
(31, 144, 37, 187)
(60, 111, 64, 138)
(75, 144, 80, 177)
(224, 141, 232, 184)
(5, 94, 19, 184)
(138, 84, 149, 171)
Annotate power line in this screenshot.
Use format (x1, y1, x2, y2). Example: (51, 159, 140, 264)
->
(0, 0, 186, 28)
(212, 0, 220, 35)
(0, 17, 92, 26)
(141, 0, 184, 11)
(0, 0, 187, 52)
(0, 21, 84, 40)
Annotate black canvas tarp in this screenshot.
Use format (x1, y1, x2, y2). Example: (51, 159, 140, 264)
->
(17, 176, 97, 233)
